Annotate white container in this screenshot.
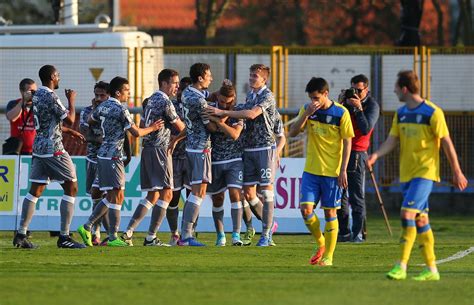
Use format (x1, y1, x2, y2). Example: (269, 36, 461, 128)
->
(0, 29, 163, 108)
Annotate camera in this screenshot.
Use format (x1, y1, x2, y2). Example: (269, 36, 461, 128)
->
(344, 88, 358, 99)
(23, 90, 35, 105)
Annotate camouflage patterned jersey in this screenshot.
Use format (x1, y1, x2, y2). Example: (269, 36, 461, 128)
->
(240, 85, 278, 149)
(80, 105, 103, 162)
(91, 97, 134, 159)
(32, 86, 68, 157)
(209, 102, 244, 162)
(171, 99, 186, 159)
(141, 90, 179, 148)
(181, 86, 211, 150)
(273, 109, 284, 137)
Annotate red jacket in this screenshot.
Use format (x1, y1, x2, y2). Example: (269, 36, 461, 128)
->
(344, 96, 380, 152)
(7, 99, 36, 154)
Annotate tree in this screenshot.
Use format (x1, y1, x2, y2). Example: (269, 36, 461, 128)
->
(195, 0, 233, 45)
(397, 0, 424, 46)
(453, 0, 473, 46)
(293, 0, 307, 45)
(0, 0, 54, 25)
(431, 0, 445, 45)
(304, 0, 399, 46)
(0, 0, 109, 25)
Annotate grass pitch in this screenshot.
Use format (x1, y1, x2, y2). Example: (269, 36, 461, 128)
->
(0, 216, 473, 305)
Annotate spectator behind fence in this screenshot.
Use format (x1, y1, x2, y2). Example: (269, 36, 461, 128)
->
(337, 74, 380, 243)
(4, 78, 37, 155)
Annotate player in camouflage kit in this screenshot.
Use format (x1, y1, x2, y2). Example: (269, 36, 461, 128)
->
(79, 81, 110, 245)
(240, 110, 286, 245)
(206, 64, 283, 246)
(206, 80, 245, 246)
(166, 76, 192, 245)
(176, 63, 215, 246)
(121, 69, 185, 246)
(77, 76, 163, 247)
(13, 65, 85, 249)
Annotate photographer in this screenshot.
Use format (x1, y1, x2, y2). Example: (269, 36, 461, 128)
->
(337, 74, 380, 242)
(5, 78, 37, 155)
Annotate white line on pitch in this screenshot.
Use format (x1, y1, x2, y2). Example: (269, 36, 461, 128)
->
(416, 246, 474, 266)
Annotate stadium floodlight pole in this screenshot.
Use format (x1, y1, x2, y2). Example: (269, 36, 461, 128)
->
(365, 160, 393, 237)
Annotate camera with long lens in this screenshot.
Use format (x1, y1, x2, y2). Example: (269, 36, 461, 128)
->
(344, 88, 358, 99)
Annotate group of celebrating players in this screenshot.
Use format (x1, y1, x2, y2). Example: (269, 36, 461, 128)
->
(76, 63, 286, 248)
(11, 62, 468, 281)
(13, 63, 285, 250)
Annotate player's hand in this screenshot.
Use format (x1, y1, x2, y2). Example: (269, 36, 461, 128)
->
(208, 115, 227, 123)
(219, 116, 228, 123)
(150, 119, 164, 131)
(202, 112, 211, 121)
(338, 171, 348, 189)
(304, 101, 321, 116)
(207, 114, 218, 122)
(75, 133, 86, 144)
(67, 129, 86, 144)
(453, 170, 468, 191)
(366, 153, 378, 170)
(205, 106, 225, 117)
(65, 89, 77, 101)
(92, 98, 100, 108)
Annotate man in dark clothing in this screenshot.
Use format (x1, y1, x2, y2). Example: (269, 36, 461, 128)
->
(337, 74, 380, 242)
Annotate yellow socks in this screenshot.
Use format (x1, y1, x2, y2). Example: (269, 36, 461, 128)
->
(323, 217, 338, 261)
(304, 212, 325, 247)
(400, 219, 417, 265)
(417, 224, 436, 269)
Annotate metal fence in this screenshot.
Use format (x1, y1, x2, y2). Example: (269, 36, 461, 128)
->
(1, 45, 473, 188)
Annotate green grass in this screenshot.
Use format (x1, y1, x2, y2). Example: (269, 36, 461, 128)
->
(1, 216, 473, 305)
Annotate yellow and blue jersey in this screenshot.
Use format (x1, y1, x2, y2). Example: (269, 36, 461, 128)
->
(389, 100, 449, 183)
(298, 102, 354, 177)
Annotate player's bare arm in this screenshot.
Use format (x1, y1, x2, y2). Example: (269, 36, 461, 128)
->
(213, 117, 243, 140)
(275, 133, 286, 167)
(288, 102, 320, 137)
(63, 89, 76, 125)
(441, 135, 468, 191)
(123, 135, 131, 167)
(367, 135, 398, 168)
(62, 126, 86, 143)
(168, 128, 186, 155)
(202, 111, 219, 132)
(338, 138, 352, 188)
(205, 105, 263, 120)
(128, 119, 164, 137)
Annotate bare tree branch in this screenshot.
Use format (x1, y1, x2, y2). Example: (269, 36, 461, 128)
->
(464, 0, 473, 45)
(431, 0, 444, 45)
(195, 0, 233, 44)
